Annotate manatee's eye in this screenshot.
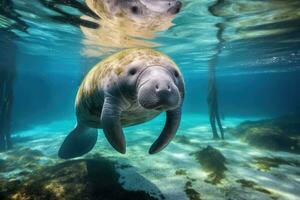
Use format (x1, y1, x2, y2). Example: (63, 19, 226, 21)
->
(129, 68, 137, 75)
(174, 70, 179, 78)
(131, 6, 139, 14)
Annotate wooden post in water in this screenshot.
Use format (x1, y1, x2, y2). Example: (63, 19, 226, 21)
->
(0, 33, 16, 151)
(0, 0, 27, 151)
(207, 1, 225, 140)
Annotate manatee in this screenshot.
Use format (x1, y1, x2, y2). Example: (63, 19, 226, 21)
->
(86, 0, 182, 19)
(58, 48, 185, 159)
(81, 0, 182, 57)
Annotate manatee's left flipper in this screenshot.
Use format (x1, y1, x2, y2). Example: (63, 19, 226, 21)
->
(101, 96, 126, 154)
(149, 107, 182, 154)
(58, 123, 98, 159)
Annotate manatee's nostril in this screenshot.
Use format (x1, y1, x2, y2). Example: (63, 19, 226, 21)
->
(167, 85, 171, 91)
(155, 84, 159, 91)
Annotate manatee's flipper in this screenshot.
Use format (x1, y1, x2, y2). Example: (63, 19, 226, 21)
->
(58, 124, 98, 159)
(101, 96, 126, 154)
(149, 107, 182, 154)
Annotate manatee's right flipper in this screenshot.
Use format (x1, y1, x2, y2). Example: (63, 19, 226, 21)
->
(58, 124, 98, 159)
(101, 96, 126, 154)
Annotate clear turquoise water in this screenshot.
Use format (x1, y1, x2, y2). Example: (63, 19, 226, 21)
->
(1, 0, 300, 200)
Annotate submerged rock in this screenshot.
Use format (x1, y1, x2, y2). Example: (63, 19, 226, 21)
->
(193, 145, 227, 185)
(229, 114, 300, 154)
(1, 157, 161, 200)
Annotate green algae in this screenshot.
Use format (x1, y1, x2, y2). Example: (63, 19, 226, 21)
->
(175, 169, 187, 176)
(229, 115, 300, 154)
(0, 148, 47, 176)
(184, 181, 202, 200)
(193, 145, 227, 185)
(236, 179, 278, 199)
(254, 156, 300, 171)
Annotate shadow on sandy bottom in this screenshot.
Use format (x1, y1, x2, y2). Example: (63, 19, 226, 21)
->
(1, 155, 163, 200)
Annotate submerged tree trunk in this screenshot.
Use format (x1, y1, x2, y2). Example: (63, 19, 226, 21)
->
(0, 0, 27, 151)
(207, 49, 224, 140)
(0, 31, 16, 151)
(207, 1, 226, 140)
(37, 0, 99, 29)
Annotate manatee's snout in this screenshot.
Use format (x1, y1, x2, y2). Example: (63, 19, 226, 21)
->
(153, 80, 179, 110)
(137, 66, 180, 111)
(168, 1, 182, 14)
(140, 0, 182, 14)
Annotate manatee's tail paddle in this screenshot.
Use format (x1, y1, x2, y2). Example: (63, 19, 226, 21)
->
(58, 124, 98, 159)
(149, 107, 182, 154)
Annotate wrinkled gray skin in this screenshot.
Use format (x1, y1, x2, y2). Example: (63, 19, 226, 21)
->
(102, 65, 184, 154)
(58, 60, 185, 159)
(102, 0, 182, 17)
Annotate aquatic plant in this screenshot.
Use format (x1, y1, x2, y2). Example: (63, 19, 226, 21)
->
(229, 115, 300, 154)
(254, 156, 300, 172)
(236, 179, 278, 199)
(175, 169, 187, 176)
(184, 180, 202, 200)
(193, 145, 227, 185)
(0, 148, 46, 176)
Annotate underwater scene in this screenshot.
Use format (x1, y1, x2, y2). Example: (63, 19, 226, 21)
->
(1, 0, 300, 199)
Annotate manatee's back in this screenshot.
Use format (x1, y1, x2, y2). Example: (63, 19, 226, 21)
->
(75, 61, 108, 127)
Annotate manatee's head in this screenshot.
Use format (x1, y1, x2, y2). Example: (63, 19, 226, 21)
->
(137, 65, 182, 111)
(116, 56, 184, 111)
(97, 0, 182, 20)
